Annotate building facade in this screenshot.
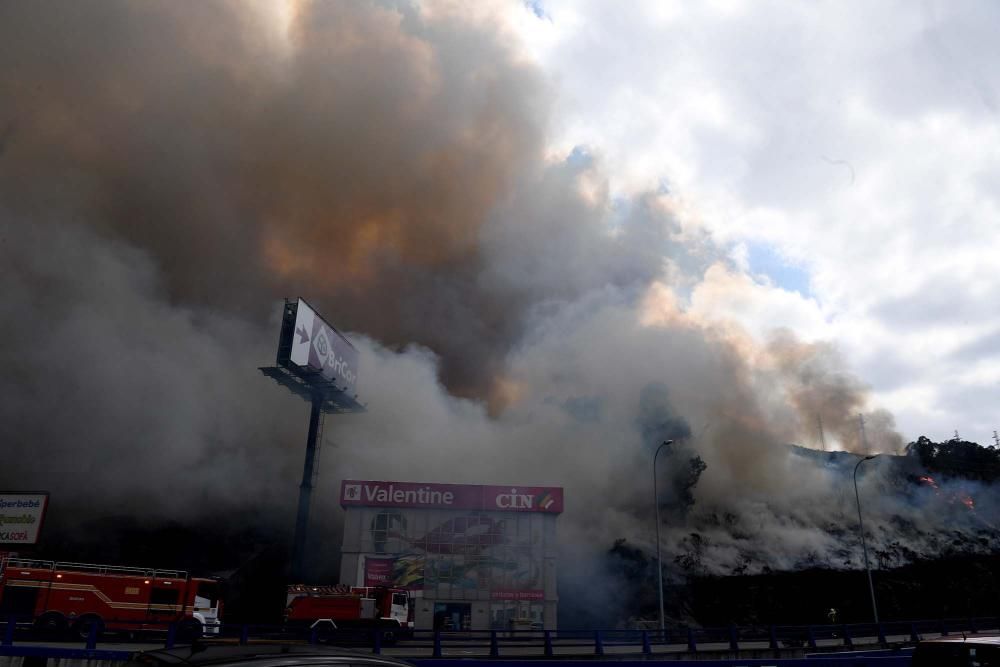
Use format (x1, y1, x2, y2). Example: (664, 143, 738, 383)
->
(339, 479, 563, 631)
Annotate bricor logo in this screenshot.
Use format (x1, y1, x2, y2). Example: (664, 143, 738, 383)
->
(343, 484, 362, 501)
(314, 328, 331, 360)
(534, 491, 556, 510)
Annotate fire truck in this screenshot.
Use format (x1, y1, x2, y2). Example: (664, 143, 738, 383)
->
(0, 556, 221, 639)
(284, 584, 411, 639)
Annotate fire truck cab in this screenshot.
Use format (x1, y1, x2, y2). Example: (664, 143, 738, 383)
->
(0, 556, 221, 638)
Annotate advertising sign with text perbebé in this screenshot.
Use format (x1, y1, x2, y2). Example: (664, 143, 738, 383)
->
(0, 492, 49, 545)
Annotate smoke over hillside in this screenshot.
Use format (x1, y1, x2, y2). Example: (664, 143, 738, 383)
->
(0, 0, 979, 589)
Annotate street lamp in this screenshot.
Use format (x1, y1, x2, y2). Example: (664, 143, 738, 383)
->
(653, 439, 674, 635)
(853, 454, 879, 625)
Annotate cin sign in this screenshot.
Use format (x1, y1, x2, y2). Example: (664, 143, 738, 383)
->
(495, 488, 534, 510)
(485, 485, 562, 513)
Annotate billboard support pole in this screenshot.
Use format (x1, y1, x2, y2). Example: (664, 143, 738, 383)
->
(291, 392, 324, 581)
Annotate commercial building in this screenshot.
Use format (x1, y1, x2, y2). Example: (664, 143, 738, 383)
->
(339, 479, 563, 631)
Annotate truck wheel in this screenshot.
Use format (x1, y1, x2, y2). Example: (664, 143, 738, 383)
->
(34, 612, 68, 638)
(177, 619, 204, 641)
(314, 624, 334, 643)
(73, 615, 104, 641)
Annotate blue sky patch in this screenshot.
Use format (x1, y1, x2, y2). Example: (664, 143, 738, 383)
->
(524, 0, 549, 20)
(745, 241, 812, 297)
(566, 144, 591, 167)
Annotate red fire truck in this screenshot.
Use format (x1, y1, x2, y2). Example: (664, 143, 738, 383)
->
(284, 584, 411, 638)
(0, 556, 221, 639)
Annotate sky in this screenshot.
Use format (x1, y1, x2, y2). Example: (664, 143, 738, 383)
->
(2, 0, 999, 579)
(506, 0, 1000, 446)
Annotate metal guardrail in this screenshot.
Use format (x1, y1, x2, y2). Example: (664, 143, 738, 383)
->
(1, 558, 188, 580)
(415, 661, 911, 667)
(0, 613, 992, 658)
(0, 648, 913, 667)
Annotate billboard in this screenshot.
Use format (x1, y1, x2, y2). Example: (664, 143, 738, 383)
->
(355, 507, 548, 598)
(341, 480, 563, 514)
(277, 298, 359, 394)
(0, 493, 49, 545)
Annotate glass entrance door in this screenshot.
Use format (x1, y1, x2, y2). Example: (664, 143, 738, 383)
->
(433, 602, 472, 630)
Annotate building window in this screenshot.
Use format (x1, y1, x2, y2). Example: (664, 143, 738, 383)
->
(370, 511, 406, 554)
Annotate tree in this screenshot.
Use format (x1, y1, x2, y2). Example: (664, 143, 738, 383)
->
(905, 435, 1000, 482)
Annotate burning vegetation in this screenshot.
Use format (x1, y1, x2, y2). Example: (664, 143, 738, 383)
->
(565, 435, 1000, 627)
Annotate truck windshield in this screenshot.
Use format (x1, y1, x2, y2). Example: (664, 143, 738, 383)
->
(197, 581, 219, 606)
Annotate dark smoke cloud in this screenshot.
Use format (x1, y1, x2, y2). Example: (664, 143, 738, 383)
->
(0, 0, 932, 592)
(0, 218, 303, 516)
(0, 0, 550, 398)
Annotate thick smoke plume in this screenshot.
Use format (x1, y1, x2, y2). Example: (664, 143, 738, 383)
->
(1, 0, 975, 605)
(1, 0, 549, 399)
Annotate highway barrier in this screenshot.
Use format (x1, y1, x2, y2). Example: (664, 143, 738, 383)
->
(1, 612, 992, 662)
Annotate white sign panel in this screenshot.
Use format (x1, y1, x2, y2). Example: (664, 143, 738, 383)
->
(287, 299, 359, 393)
(0, 493, 49, 545)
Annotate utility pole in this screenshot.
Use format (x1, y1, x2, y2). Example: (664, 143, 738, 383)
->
(817, 415, 827, 452)
(854, 456, 880, 625)
(653, 440, 674, 638)
(993, 430, 999, 448)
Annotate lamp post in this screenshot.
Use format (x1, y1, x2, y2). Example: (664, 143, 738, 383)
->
(853, 454, 879, 625)
(653, 439, 674, 635)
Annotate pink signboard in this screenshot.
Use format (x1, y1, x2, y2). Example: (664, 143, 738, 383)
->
(490, 589, 545, 601)
(363, 555, 425, 590)
(341, 480, 563, 514)
(364, 557, 395, 586)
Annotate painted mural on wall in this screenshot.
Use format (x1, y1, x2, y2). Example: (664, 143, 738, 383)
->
(363, 510, 543, 595)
